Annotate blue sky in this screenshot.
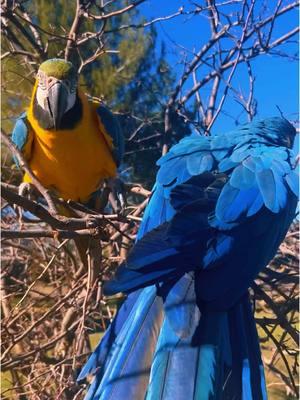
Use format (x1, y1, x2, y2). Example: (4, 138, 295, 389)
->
(140, 0, 299, 134)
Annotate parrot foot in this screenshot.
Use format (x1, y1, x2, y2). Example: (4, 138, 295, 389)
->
(16, 182, 40, 222)
(107, 177, 127, 214)
(18, 182, 33, 197)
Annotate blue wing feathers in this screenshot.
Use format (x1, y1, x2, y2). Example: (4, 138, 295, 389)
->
(175, 166, 192, 188)
(274, 175, 288, 210)
(230, 164, 256, 190)
(11, 112, 30, 166)
(80, 117, 298, 399)
(270, 159, 289, 176)
(247, 191, 264, 217)
(164, 273, 200, 339)
(186, 152, 214, 175)
(106, 119, 298, 293)
(215, 184, 259, 223)
(157, 157, 182, 185)
(137, 184, 173, 241)
(96, 105, 124, 166)
(256, 169, 277, 211)
(242, 157, 259, 172)
(218, 157, 238, 172)
(203, 234, 234, 268)
(285, 170, 299, 196)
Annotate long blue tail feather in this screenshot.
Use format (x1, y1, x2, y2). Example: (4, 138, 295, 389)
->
(223, 295, 267, 400)
(163, 273, 200, 339)
(80, 289, 267, 400)
(145, 318, 199, 400)
(77, 290, 142, 381)
(89, 286, 163, 400)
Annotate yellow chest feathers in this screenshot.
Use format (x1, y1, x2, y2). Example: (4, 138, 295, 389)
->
(26, 91, 117, 202)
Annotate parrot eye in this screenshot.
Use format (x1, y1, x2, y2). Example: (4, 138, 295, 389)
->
(63, 80, 72, 91)
(70, 85, 77, 94)
(47, 77, 57, 87)
(61, 79, 76, 94)
(59, 79, 77, 94)
(69, 79, 77, 94)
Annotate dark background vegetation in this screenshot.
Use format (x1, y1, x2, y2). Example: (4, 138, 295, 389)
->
(1, 0, 299, 398)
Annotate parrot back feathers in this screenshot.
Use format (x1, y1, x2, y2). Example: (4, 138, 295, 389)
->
(80, 117, 297, 399)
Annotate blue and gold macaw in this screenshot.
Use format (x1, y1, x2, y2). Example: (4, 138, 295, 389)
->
(78, 117, 298, 400)
(11, 58, 124, 206)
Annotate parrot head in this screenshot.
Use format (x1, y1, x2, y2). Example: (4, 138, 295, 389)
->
(35, 59, 78, 130)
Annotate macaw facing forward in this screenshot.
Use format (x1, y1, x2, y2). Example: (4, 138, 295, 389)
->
(78, 117, 298, 400)
(11, 58, 124, 205)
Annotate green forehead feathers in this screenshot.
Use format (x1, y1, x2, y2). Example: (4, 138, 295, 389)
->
(39, 59, 77, 80)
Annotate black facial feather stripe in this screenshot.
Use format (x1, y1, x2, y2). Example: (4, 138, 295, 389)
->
(33, 92, 83, 130)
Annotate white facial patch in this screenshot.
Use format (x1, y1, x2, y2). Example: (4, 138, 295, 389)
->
(36, 71, 77, 112)
(36, 85, 48, 110)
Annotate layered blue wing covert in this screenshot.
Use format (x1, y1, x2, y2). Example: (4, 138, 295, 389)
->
(11, 112, 33, 165)
(156, 119, 297, 229)
(104, 117, 298, 296)
(214, 147, 297, 227)
(96, 105, 124, 167)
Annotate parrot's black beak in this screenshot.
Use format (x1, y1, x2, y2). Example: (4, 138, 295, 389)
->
(46, 81, 68, 130)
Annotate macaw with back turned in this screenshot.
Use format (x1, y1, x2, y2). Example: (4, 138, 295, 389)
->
(78, 117, 298, 400)
(11, 58, 124, 207)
